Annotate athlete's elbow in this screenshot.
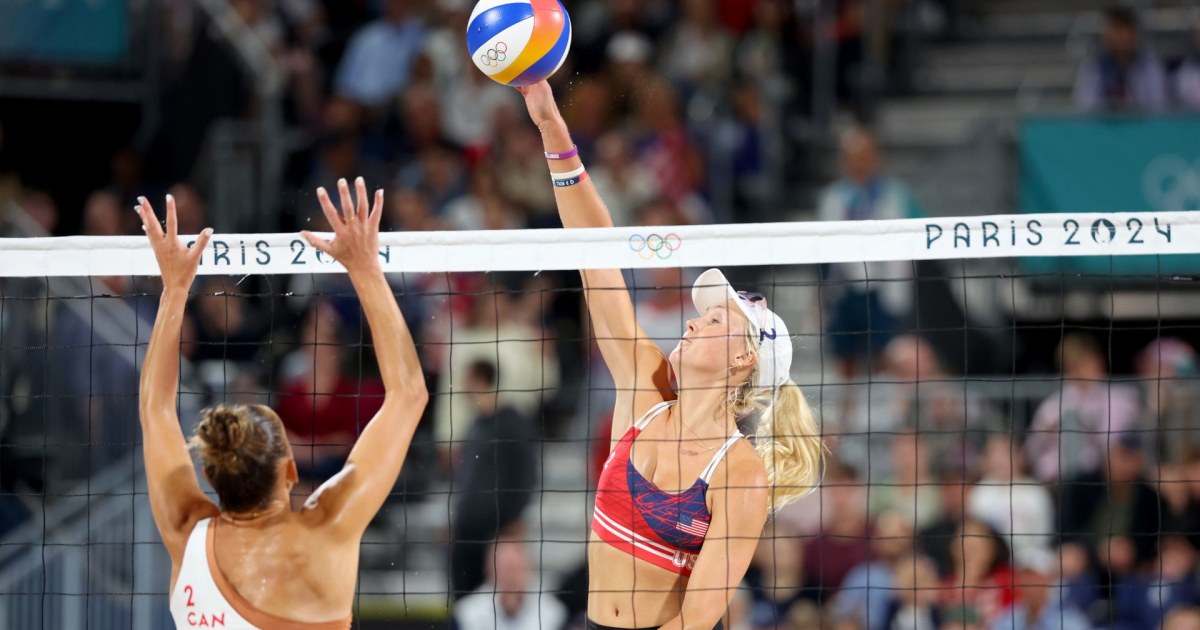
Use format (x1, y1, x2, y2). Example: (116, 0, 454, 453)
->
(412, 388, 430, 412)
(137, 398, 172, 423)
(388, 383, 429, 410)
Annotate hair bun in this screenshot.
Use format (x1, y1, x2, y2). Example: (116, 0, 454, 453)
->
(188, 404, 289, 513)
(194, 405, 255, 475)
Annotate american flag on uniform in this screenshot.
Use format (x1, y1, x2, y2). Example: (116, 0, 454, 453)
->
(676, 514, 708, 537)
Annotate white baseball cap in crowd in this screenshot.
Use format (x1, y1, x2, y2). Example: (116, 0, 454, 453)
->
(691, 268, 793, 390)
(1014, 547, 1055, 575)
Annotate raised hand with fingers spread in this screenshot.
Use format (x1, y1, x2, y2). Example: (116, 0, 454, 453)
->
(301, 176, 384, 275)
(136, 194, 213, 291)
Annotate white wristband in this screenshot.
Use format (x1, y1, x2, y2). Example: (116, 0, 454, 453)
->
(550, 165, 587, 182)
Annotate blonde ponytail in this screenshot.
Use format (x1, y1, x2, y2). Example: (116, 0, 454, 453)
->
(752, 382, 824, 512)
(727, 329, 826, 513)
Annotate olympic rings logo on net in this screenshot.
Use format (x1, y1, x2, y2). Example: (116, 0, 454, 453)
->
(629, 233, 682, 260)
(479, 42, 508, 67)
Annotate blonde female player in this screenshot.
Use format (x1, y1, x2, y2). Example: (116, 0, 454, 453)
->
(136, 178, 428, 629)
(517, 81, 824, 630)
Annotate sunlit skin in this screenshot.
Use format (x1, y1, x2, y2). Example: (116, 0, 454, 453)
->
(137, 178, 427, 624)
(519, 79, 771, 630)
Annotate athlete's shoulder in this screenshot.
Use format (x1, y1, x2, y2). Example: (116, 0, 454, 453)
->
(714, 440, 768, 490)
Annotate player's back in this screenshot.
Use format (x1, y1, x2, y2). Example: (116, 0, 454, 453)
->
(170, 515, 355, 629)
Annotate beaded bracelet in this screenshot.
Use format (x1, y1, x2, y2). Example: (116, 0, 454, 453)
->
(544, 145, 579, 160)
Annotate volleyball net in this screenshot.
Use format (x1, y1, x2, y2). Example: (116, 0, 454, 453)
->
(3, 210, 1200, 628)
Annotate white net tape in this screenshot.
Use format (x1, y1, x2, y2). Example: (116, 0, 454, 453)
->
(1, 211, 1195, 276)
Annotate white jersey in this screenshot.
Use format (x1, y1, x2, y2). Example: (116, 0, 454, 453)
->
(169, 518, 349, 629)
(171, 518, 259, 629)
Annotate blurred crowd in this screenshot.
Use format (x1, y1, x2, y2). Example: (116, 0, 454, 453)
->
(3, 1, 1200, 629)
(728, 330, 1200, 630)
(1073, 8, 1200, 114)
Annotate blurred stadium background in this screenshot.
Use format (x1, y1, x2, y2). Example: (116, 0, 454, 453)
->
(3, 0, 1200, 628)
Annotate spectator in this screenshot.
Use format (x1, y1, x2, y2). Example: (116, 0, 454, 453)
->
(439, 68, 522, 153)
(452, 532, 568, 630)
(917, 469, 971, 578)
(493, 123, 559, 223)
(1058, 432, 1167, 578)
(743, 520, 821, 629)
(1174, 24, 1200, 108)
(433, 280, 560, 451)
(444, 166, 522, 231)
(831, 510, 915, 630)
(989, 547, 1091, 630)
(385, 186, 448, 232)
(968, 434, 1055, 562)
(560, 79, 615, 159)
(1159, 443, 1200, 552)
(334, 0, 427, 108)
(1112, 535, 1200, 630)
(587, 131, 661, 227)
(883, 553, 942, 630)
(939, 518, 1014, 628)
(303, 99, 388, 196)
(711, 82, 772, 223)
(275, 301, 386, 496)
(630, 77, 709, 220)
(400, 80, 454, 153)
(572, 0, 666, 75)
(82, 188, 124, 237)
(817, 127, 924, 383)
(1136, 337, 1199, 464)
(1025, 332, 1141, 483)
(890, 335, 1004, 476)
(1057, 541, 1103, 622)
(868, 431, 944, 531)
(1072, 6, 1168, 113)
(604, 30, 656, 120)
(837, 335, 972, 485)
(804, 462, 873, 601)
(735, 0, 804, 93)
(658, 0, 735, 97)
(17, 189, 59, 235)
(449, 359, 538, 598)
(396, 139, 466, 215)
(189, 277, 267, 366)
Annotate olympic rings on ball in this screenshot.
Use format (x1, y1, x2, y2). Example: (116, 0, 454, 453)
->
(479, 42, 508, 67)
(629, 233, 682, 260)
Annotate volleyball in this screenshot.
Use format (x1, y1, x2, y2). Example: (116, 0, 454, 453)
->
(466, 0, 571, 87)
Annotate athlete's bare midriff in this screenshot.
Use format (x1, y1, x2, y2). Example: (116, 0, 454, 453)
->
(587, 532, 688, 628)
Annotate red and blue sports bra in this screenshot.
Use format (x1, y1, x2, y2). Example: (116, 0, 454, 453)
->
(591, 401, 744, 576)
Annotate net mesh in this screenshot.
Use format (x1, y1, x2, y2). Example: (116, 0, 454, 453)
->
(2, 214, 1200, 629)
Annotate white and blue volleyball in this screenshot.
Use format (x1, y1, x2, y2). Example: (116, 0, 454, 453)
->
(467, 0, 572, 87)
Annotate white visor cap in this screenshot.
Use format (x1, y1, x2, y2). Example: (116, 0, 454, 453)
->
(690, 268, 792, 390)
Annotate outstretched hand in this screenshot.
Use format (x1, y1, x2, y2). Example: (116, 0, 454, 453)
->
(301, 177, 384, 274)
(137, 195, 212, 292)
(516, 80, 561, 129)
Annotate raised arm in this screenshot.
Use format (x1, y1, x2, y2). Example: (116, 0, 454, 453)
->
(518, 81, 673, 441)
(300, 178, 429, 536)
(135, 196, 218, 563)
